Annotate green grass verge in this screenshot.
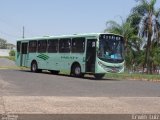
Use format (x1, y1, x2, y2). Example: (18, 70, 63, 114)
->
(105, 73, 160, 81)
(0, 66, 29, 70)
(0, 56, 15, 61)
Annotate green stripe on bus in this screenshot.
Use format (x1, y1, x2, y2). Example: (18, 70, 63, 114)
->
(37, 56, 47, 60)
(38, 55, 48, 59)
(37, 54, 49, 60)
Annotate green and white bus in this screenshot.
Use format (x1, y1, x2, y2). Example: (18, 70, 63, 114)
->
(16, 33, 124, 79)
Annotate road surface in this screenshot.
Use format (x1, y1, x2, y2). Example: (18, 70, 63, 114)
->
(0, 58, 160, 114)
(0, 69, 160, 97)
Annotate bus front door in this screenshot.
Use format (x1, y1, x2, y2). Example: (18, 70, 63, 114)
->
(20, 43, 28, 67)
(86, 39, 96, 72)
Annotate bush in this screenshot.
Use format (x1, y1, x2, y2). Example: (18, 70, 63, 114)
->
(9, 50, 15, 56)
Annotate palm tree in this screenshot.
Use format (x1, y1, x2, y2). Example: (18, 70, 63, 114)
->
(104, 18, 140, 71)
(150, 44, 160, 73)
(104, 18, 135, 50)
(154, 9, 160, 46)
(131, 0, 160, 74)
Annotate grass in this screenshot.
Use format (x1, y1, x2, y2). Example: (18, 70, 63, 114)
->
(0, 66, 29, 70)
(105, 73, 160, 81)
(0, 56, 15, 61)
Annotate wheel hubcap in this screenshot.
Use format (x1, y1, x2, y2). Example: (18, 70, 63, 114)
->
(32, 64, 36, 71)
(75, 67, 80, 75)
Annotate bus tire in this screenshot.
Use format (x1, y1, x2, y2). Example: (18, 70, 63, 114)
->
(31, 61, 41, 73)
(94, 74, 105, 79)
(71, 64, 82, 77)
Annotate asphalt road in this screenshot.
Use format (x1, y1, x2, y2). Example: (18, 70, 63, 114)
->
(0, 58, 16, 67)
(0, 58, 160, 114)
(0, 69, 160, 97)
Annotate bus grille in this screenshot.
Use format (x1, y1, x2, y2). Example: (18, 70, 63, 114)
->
(98, 61, 123, 73)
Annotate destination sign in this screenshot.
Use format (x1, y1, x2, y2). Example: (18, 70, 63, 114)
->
(99, 34, 122, 40)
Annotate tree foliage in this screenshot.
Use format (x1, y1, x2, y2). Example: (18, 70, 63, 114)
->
(0, 38, 7, 49)
(104, 0, 160, 74)
(9, 50, 15, 56)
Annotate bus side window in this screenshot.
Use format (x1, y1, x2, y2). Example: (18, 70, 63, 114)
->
(59, 38, 71, 53)
(29, 41, 37, 53)
(72, 37, 85, 53)
(38, 40, 47, 53)
(17, 41, 21, 52)
(48, 39, 58, 53)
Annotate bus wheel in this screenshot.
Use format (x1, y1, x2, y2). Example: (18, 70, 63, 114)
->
(31, 61, 38, 72)
(72, 64, 82, 77)
(94, 74, 105, 79)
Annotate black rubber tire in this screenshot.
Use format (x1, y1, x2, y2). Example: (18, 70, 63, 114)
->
(94, 74, 105, 79)
(72, 64, 82, 77)
(31, 61, 42, 73)
(31, 62, 38, 72)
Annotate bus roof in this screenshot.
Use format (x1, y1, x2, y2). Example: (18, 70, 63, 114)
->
(17, 33, 123, 41)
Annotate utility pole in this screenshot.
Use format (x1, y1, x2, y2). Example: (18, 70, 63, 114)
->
(22, 26, 25, 39)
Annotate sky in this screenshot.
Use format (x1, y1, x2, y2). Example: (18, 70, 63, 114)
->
(0, 0, 160, 44)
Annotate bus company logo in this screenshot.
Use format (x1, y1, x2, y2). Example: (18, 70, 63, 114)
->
(37, 54, 49, 60)
(61, 56, 78, 60)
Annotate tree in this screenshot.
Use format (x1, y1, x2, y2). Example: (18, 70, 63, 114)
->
(104, 18, 141, 71)
(104, 19, 135, 50)
(150, 44, 160, 73)
(0, 38, 7, 49)
(9, 50, 15, 56)
(131, 0, 160, 74)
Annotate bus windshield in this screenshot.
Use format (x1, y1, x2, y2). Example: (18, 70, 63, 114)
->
(98, 34, 124, 63)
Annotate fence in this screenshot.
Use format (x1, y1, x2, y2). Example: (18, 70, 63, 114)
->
(0, 49, 10, 56)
